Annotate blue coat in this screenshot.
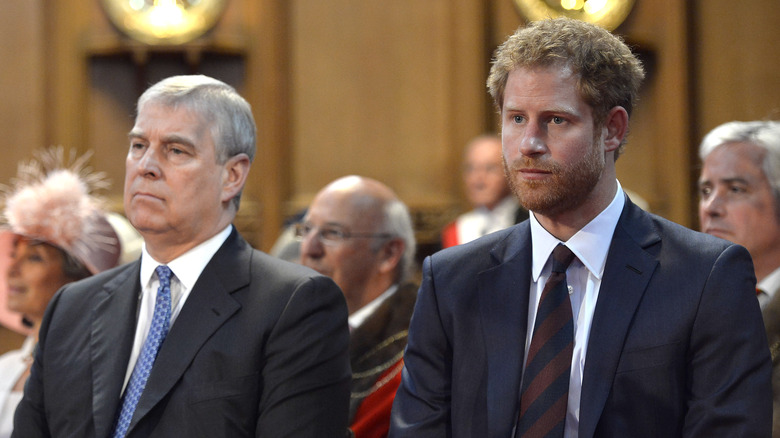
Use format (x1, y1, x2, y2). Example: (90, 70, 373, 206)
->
(390, 197, 771, 437)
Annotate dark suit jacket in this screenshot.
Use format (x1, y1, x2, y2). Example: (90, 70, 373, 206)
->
(13, 228, 351, 437)
(390, 198, 772, 437)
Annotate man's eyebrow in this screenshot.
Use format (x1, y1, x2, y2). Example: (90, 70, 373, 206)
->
(718, 177, 750, 184)
(699, 176, 750, 186)
(126, 131, 196, 148)
(160, 134, 196, 147)
(502, 105, 581, 117)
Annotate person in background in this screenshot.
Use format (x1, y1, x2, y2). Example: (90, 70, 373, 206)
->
(390, 17, 771, 437)
(13, 75, 351, 437)
(269, 209, 307, 263)
(0, 148, 125, 438)
(698, 119, 780, 437)
(299, 175, 417, 438)
(441, 134, 528, 248)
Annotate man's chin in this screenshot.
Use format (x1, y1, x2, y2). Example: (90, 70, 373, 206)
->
(706, 230, 731, 240)
(302, 262, 330, 277)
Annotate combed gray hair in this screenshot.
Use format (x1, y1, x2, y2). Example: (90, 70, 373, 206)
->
(371, 198, 416, 284)
(137, 75, 257, 208)
(699, 120, 780, 204)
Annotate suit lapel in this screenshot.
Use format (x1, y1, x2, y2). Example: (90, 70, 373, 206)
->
(479, 224, 532, 438)
(578, 201, 660, 438)
(90, 263, 142, 438)
(127, 229, 250, 432)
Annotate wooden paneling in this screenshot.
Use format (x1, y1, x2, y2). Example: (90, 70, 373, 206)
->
(0, 1, 45, 180)
(287, 0, 488, 218)
(0, 0, 778, 247)
(694, 0, 780, 134)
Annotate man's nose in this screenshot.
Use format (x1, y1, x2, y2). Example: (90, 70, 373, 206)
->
(518, 123, 547, 157)
(701, 191, 725, 217)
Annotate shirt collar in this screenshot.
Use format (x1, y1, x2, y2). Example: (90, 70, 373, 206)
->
(530, 181, 625, 281)
(348, 284, 399, 330)
(758, 265, 780, 300)
(140, 225, 233, 290)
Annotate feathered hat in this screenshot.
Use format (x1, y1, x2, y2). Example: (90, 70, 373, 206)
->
(0, 148, 125, 334)
(0, 147, 122, 275)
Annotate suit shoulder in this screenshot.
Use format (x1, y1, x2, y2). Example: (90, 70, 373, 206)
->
(428, 225, 520, 275)
(621, 208, 752, 278)
(643, 211, 740, 255)
(250, 250, 326, 281)
(56, 262, 138, 300)
(435, 225, 516, 256)
(248, 250, 341, 295)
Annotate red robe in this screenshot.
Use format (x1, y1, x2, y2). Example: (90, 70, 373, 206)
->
(350, 358, 404, 438)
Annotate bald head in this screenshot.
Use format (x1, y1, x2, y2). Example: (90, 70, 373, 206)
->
(300, 176, 416, 314)
(319, 176, 398, 224)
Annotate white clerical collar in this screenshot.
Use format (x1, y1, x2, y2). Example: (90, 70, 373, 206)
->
(530, 181, 625, 281)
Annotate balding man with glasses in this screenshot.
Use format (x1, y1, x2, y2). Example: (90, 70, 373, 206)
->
(297, 175, 418, 438)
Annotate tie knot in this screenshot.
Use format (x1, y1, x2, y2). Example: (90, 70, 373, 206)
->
(155, 265, 173, 287)
(551, 244, 575, 273)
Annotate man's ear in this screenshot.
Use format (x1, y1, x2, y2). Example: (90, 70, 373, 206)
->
(603, 106, 629, 153)
(221, 153, 251, 203)
(378, 238, 405, 275)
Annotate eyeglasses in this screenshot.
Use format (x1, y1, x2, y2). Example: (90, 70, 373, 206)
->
(293, 222, 394, 246)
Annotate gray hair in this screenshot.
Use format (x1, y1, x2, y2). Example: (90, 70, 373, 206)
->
(372, 198, 416, 284)
(699, 120, 780, 204)
(137, 75, 257, 208)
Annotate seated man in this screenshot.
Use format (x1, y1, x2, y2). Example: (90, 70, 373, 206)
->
(12, 75, 351, 438)
(442, 134, 527, 248)
(298, 176, 417, 438)
(698, 120, 780, 435)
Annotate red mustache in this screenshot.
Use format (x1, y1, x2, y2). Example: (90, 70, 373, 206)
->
(505, 158, 559, 173)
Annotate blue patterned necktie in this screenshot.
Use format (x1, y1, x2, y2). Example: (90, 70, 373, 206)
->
(112, 265, 173, 438)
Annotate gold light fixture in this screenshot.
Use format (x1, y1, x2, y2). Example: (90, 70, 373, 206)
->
(100, 0, 229, 45)
(513, 0, 636, 31)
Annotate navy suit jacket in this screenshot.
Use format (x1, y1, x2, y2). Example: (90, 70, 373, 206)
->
(13, 228, 351, 437)
(390, 198, 772, 437)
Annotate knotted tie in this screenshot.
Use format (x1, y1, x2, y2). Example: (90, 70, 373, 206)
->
(516, 244, 576, 438)
(112, 265, 173, 438)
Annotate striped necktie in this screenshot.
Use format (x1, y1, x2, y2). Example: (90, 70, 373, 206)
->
(112, 265, 173, 438)
(516, 244, 576, 438)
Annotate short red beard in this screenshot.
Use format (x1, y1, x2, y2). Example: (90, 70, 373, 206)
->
(503, 138, 605, 217)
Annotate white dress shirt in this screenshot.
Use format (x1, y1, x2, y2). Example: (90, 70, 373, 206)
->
(121, 225, 233, 392)
(525, 182, 625, 438)
(757, 266, 780, 310)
